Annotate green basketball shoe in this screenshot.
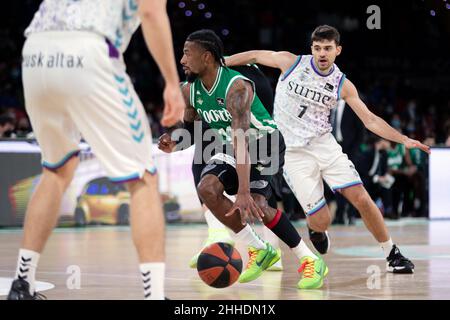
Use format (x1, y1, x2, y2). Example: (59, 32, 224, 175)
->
(238, 243, 281, 283)
(297, 256, 328, 289)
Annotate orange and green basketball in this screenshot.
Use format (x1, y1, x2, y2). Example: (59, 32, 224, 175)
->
(197, 242, 242, 288)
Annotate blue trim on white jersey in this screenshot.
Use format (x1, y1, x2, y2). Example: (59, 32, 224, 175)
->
(146, 167, 157, 175)
(110, 173, 140, 183)
(310, 56, 335, 77)
(42, 150, 80, 170)
(337, 74, 346, 100)
(306, 198, 327, 216)
(281, 55, 302, 81)
(332, 180, 363, 192)
(110, 167, 157, 183)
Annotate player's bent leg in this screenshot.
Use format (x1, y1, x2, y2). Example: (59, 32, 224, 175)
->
(263, 226, 283, 271)
(8, 156, 79, 300)
(283, 154, 331, 256)
(197, 174, 242, 232)
(341, 184, 415, 274)
(306, 205, 332, 255)
(234, 194, 281, 277)
(197, 175, 276, 283)
(253, 194, 328, 289)
(265, 193, 283, 270)
(127, 171, 164, 262)
(253, 193, 283, 271)
(340, 185, 389, 241)
(307, 205, 332, 233)
(127, 171, 166, 299)
(22, 156, 79, 252)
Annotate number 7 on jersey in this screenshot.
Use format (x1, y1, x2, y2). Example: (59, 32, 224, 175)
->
(298, 105, 308, 119)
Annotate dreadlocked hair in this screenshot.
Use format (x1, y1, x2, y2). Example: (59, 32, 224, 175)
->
(187, 29, 225, 66)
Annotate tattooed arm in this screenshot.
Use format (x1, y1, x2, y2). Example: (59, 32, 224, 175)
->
(224, 79, 264, 224)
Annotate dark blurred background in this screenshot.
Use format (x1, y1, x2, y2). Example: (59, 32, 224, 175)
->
(1, 0, 449, 220)
(1, 0, 449, 140)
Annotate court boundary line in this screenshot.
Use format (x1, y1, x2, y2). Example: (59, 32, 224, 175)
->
(0, 269, 379, 300)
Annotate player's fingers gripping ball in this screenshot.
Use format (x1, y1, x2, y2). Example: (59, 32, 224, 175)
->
(197, 242, 242, 288)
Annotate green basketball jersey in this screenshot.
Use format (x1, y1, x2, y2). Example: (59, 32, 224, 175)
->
(387, 144, 406, 170)
(187, 66, 277, 142)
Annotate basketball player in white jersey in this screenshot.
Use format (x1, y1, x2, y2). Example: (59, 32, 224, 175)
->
(7, 0, 185, 300)
(226, 25, 430, 274)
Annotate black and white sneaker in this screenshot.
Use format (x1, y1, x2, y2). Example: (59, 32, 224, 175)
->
(386, 245, 415, 274)
(7, 279, 47, 300)
(308, 227, 330, 255)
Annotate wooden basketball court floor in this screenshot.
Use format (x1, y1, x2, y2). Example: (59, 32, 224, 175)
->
(1, 219, 449, 300)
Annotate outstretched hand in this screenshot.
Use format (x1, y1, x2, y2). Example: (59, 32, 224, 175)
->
(225, 192, 265, 225)
(403, 138, 431, 154)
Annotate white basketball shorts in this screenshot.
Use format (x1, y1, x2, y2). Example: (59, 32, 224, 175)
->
(282, 133, 362, 216)
(22, 31, 156, 182)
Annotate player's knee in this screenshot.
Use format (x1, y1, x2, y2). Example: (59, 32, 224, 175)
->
(309, 220, 329, 232)
(197, 176, 222, 205)
(251, 194, 275, 220)
(252, 194, 267, 209)
(352, 189, 373, 210)
(308, 214, 331, 232)
(43, 156, 78, 190)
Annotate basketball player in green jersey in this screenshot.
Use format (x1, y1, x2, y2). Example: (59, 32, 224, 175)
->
(168, 29, 328, 289)
(171, 64, 285, 272)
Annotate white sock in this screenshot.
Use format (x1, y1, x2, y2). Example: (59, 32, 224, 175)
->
(263, 225, 280, 249)
(380, 238, 394, 258)
(291, 239, 318, 260)
(15, 249, 40, 295)
(139, 262, 165, 300)
(204, 209, 231, 240)
(235, 224, 266, 250)
(205, 209, 226, 230)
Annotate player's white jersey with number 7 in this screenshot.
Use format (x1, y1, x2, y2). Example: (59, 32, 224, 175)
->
(273, 54, 345, 147)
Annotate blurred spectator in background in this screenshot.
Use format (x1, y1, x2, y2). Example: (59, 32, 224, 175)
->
(387, 139, 417, 219)
(390, 114, 402, 131)
(14, 117, 32, 138)
(421, 135, 435, 216)
(331, 99, 365, 225)
(407, 134, 428, 217)
(359, 135, 396, 219)
(0, 0, 447, 222)
(423, 136, 436, 148)
(0, 114, 15, 138)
